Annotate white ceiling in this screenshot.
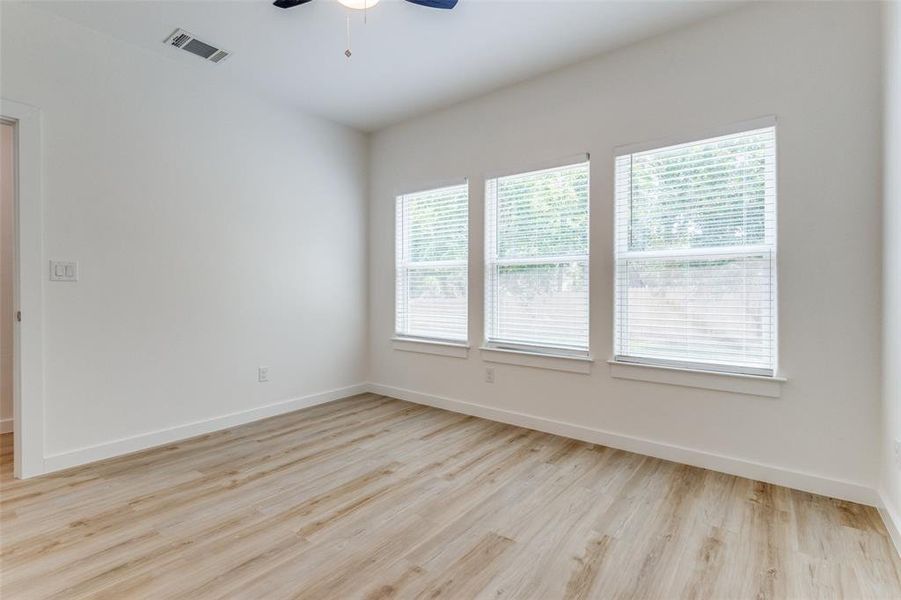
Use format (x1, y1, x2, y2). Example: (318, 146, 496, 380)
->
(35, 0, 740, 131)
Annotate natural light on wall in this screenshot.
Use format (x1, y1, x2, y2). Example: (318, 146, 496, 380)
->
(395, 182, 469, 343)
(614, 123, 777, 376)
(485, 159, 590, 356)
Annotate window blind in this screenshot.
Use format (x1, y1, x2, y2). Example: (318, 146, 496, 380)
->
(485, 159, 590, 355)
(614, 125, 777, 376)
(395, 183, 469, 342)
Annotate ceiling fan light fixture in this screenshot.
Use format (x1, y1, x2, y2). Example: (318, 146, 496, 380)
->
(337, 0, 380, 10)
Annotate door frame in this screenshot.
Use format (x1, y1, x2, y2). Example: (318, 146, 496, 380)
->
(2, 99, 44, 478)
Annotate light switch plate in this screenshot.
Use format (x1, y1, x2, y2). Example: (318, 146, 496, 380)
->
(49, 260, 78, 282)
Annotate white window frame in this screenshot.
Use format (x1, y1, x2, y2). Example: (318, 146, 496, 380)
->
(484, 155, 591, 358)
(394, 180, 469, 345)
(613, 117, 779, 378)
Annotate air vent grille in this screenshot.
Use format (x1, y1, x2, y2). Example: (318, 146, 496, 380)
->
(170, 32, 191, 48)
(163, 29, 230, 64)
(209, 50, 230, 63)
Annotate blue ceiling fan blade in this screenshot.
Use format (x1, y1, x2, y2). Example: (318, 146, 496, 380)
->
(273, 0, 314, 8)
(404, 0, 459, 9)
(274, 0, 458, 8)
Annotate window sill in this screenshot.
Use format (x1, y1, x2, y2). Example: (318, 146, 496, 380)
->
(608, 360, 786, 398)
(392, 337, 470, 358)
(480, 347, 593, 374)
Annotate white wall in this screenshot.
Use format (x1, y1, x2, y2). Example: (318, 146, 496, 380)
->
(369, 2, 884, 502)
(882, 0, 901, 531)
(0, 2, 368, 461)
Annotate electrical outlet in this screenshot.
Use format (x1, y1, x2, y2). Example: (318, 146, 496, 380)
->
(258, 366, 270, 383)
(485, 367, 495, 384)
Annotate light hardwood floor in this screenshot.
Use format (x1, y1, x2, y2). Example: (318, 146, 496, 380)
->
(1, 393, 899, 599)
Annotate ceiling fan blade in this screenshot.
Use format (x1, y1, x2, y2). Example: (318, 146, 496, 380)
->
(404, 0, 459, 9)
(273, 0, 314, 8)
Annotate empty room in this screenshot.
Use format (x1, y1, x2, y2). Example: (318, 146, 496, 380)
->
(1, 0, 900, 597)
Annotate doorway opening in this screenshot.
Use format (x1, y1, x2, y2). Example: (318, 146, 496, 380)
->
(1, 99, 44, 480)
(1, 119, 15, 473)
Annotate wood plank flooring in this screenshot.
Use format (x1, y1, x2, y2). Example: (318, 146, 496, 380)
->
(1, 393, 899, 599)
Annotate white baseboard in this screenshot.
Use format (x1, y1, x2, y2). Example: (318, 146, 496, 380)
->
(367, 383, 877, 506)
(879, 491, 901, 558)
(42, 383, 369, 474)
(34, 381, 879, 509)
(0, 417, 11, 434)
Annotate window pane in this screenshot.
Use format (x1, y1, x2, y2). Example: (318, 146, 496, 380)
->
(614, 125, 777, 375)
(490, 261, 588, 350)
(495, 166, 589, 259)
(405, 188, 468, 262)
(396, 183, 468, 342)
(401, 266, 468, 341)
(486, 160, 590, 353)
(621, 129, 774, 252)
(616, 253, 774, 371)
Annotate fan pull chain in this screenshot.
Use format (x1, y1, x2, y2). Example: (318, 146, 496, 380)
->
(345, 15, 352, 58)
